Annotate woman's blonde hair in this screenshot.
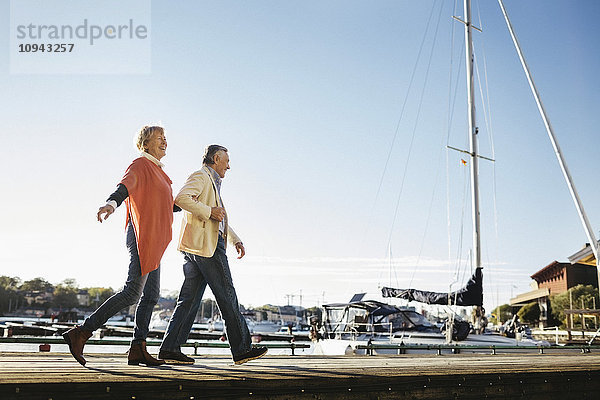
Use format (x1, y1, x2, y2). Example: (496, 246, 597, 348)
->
(135, 125, 164, 152)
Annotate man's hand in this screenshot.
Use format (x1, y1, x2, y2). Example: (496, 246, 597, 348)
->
(210, 207, 226, 222)
(97, 205, 115, 223)
(235, 242, 245, 259)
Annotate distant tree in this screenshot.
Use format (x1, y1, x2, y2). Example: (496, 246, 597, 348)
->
(256, 304, 279, 313)
(86, 287, 115, 307)
(53, 279, 79, 309)
(61, 279, 78, 289)
(490, 304, 512, 325)
(199, 299, 218, 319)
(21, 277, 53, 292)
(250, 308, 268, 321)
(305, 306, 322, 321)
(0, 276, 21, 290)
(550, 284, 600, 328)
(0, 276, 24, 314)
(160, 290, 179, 300)
(546, 300, 560, 327)
(517, 302, 540, 324)
(250, 305, 280, 321)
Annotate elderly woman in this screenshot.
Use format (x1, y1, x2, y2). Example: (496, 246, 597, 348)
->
(63, 125, 174, 367)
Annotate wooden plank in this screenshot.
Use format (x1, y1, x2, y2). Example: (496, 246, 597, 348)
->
(1, 352, 600, 399)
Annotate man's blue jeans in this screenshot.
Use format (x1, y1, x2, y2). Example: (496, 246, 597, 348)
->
(82, 221, 160, 343)
(160, 236, 251, 357)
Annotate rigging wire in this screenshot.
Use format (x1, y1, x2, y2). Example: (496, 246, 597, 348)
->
(475, 0, 501, 310)
(454, 165, 470, 279)
(446, 55, 465, 284)
(406, 3, 455, 290)
(443, 0, 461, 326)
(388, 0, 445, 255)
(446, 0, 465, 290)
(446, 0, 460, 269)
(367, 0, 439, 242)
(474, 55, 499, 301)
(372, 0, 441, 288)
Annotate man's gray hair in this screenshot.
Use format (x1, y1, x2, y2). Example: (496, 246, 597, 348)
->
(203, 144, 228, 165)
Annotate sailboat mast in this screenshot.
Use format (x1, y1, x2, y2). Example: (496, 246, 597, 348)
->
(464, 0, 482, 270)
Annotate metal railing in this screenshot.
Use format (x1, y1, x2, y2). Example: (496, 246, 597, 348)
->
(326, 321, 393, 342)
(355, 342, 600, 356)
(0, 336, 310, 356)
(534, 326, 561, 345)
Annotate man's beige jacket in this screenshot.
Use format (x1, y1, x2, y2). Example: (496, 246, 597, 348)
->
(175, 166, 242, 257)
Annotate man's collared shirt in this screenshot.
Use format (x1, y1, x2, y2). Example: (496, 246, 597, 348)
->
(206, 165, 225, 235)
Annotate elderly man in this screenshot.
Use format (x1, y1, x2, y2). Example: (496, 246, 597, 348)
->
(158, 145, 267, 365)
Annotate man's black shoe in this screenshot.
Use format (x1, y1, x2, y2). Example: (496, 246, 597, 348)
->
(158, 350, 195, 364)
(233, 346, 268, 365)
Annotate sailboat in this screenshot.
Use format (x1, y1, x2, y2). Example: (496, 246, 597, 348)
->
(312, 0, 598, 355)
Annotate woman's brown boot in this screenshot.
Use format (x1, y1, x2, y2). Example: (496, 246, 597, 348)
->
(63, 326, 93, 366)
(128, 340, 165, 366)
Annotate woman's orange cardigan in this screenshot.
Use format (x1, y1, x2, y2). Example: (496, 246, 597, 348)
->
(120, 157, 173, 275)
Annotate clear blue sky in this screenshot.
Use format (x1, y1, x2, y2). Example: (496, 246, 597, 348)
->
(1, 1, 599, 311)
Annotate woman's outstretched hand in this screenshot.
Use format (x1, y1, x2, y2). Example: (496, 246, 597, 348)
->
(97, 205, 115, 223)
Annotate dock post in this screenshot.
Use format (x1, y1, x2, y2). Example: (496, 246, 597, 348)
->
(581, 312, 585, 339)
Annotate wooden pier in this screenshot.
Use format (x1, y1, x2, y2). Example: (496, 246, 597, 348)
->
(1, 350, 600, 399)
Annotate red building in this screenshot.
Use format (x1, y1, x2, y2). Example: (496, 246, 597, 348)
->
(510, 260, 598, 327)
(531, 261, 598, 295)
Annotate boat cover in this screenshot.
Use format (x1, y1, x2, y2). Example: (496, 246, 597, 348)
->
(322, 300, 403, 316)
(381, 267, 483, 306)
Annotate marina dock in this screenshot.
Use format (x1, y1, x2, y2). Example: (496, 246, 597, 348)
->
(1, 350, 599, 399)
